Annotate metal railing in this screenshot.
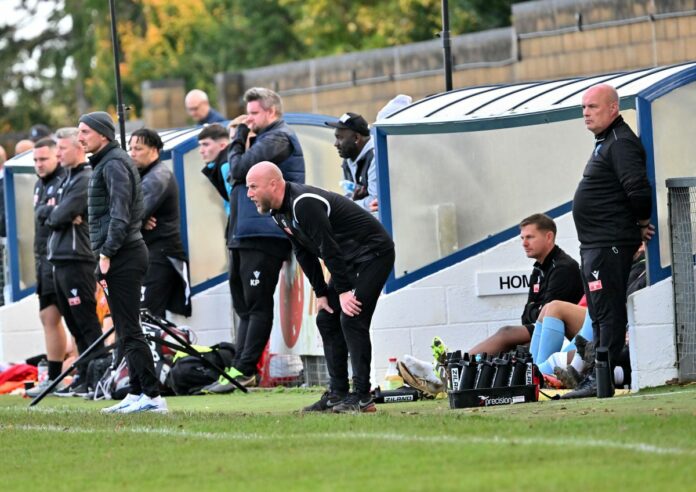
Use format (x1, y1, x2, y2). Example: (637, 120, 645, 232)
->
(667, 177, 696, 382)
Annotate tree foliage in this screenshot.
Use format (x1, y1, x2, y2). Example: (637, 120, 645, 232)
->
(1, 0, 523, 134)
(114, 0, 304, 106)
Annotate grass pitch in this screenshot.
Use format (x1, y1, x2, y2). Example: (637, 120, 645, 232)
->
(2, 385, 696, 491)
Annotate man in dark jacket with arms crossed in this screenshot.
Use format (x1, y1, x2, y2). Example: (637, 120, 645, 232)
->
(44, 127, 105, 396)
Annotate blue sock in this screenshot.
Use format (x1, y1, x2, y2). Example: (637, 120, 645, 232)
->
(565, 311, 594, 352)
(537, 316, 565, 364)
(529, 321, 542, 361)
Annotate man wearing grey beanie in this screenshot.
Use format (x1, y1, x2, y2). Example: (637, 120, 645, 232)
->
(78, 111, 167, 414)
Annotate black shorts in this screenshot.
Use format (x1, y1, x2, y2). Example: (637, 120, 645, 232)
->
(524, 323, 535, 337)
(39, 293, 58, 310)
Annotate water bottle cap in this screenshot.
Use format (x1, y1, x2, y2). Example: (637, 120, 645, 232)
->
(388, 357, 397, 362)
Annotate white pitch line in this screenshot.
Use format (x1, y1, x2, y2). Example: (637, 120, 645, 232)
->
(3, 424, 694, 457)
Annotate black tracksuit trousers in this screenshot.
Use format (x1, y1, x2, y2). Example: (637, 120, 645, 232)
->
(53, 261, 105, 376)
(228, 248, 284, 377)
(101, 241, 160, 397)
(141, 254, 180, 318)
(581, 245, 637, 366)
(316, 249, 395, 396)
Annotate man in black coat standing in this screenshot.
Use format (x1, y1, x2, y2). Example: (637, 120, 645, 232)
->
(78, 111, 166, 414)
(246, 161, 395, 413)
(565, 84, 654, 399)
(129, 128, 190, 318)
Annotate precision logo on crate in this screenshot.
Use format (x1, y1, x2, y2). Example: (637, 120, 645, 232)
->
(478, 394, 527, 407)
(449, 385, 538, 409)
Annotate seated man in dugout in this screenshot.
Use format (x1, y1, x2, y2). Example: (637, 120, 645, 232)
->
(532, 246, 646, 390)
(467, 213, 585, 357)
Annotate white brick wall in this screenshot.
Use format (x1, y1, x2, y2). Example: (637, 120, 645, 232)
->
(0, 295, 45, 363)
(168, 281, 235, 346)
(627, 277, 678, 390)
(0, 282, 235, 363)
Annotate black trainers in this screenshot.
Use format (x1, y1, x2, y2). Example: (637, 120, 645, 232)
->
(560, 372, 606, 399)
(332, 393, 377, 414)
(199, 380, 236, 395)
(302, 391, 347, 412)
(234, 373, 258, 388)
(53, 380, 89, 398)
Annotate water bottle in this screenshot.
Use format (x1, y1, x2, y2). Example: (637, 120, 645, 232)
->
(492, 353, 512, 388)
(509, 347, 531, 386)
(595, 347, 614, 398)
(458, 353, 477, 390)
(37, 358, 48, 384)
(382, 357, 404, 390)
(339, 180, 356, 194)
(475, 354, 495, 389)
(446, 350, 462, 391)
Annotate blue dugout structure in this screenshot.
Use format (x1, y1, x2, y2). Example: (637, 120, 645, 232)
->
(373, 62, 696, 293)
(3, 114, 340, 302)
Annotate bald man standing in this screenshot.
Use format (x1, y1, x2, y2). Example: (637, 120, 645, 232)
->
(185, 89, 225, 125)
(565, 84, 654, 399)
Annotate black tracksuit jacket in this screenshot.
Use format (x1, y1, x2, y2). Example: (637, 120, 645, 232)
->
(46, 163, 94, 263)
(521, 245, 584, 326)
(271, 182, 394, 296)
(572, 116, 652, 249)
(87, 142, 145, 257)
(139, 159, 185, 259)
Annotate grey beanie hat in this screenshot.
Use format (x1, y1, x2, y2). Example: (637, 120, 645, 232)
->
(78, 111, 116, 141)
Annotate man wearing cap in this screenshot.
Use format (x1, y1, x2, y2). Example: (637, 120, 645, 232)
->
(78, 111, 167, 414)
(30, 124, 53, 142)
(325, 112, 378, 213)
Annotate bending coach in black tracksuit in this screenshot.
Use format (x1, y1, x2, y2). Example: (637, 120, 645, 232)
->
(45, 128, 104, 389)
(78, 111, 165, 413)
(246, 161, 395, 414)
(569, 84, 653, 399)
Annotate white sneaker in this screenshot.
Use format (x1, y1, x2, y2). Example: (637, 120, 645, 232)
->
(26, 379, 69, 398)
(118, 394, 168, 415)
(101, 393, 142, 414)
